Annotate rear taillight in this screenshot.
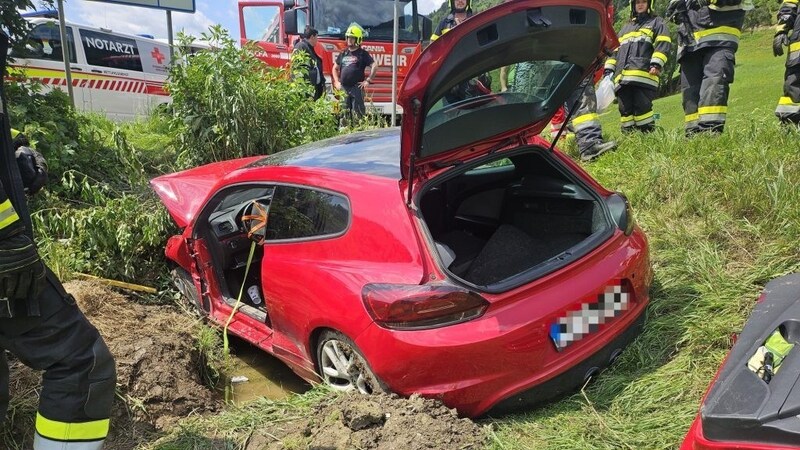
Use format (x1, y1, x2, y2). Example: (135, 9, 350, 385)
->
(607, 192, 635, 236)
(362, 283, 489, 330)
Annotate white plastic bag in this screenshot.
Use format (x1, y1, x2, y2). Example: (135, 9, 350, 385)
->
(595, 76, 615, 113)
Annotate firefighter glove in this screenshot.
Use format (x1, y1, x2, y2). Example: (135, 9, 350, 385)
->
(666, 0, 687, 22)
(15, 146, 48, 195)
(603, 69, 614, 78)
(0, 232, 45, 302)
(777, 13, 795, 26)
(773, 32, 788, 57)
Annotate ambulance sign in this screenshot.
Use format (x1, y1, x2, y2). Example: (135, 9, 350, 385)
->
(85, 0, 195, 13)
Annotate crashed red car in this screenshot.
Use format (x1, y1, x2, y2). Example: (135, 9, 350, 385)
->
(151, 0, 651, 417)
(681, 274, 800, 450)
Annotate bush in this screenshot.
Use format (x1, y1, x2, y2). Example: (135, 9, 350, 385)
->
(167, 26, 339, 167)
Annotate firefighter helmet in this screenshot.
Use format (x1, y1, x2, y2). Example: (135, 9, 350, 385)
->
(630, 0, 652, 17)
(345, 24, 364, 45)
(449, 0, 472, 13)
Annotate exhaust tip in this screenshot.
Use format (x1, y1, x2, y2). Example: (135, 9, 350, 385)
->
(583, 367, 600, 385)
(609, 348, 624, 365)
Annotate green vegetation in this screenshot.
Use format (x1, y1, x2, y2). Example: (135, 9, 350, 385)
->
(490, 29, 799, 449)
(167, 26, 339, 167)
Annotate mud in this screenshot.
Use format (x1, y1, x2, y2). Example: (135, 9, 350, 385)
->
(245, 393, 490, 450)
(5, 282, 489, 450)
(6, 281, 223, 449)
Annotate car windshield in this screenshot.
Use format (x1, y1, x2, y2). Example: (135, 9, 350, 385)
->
(311, 0, 420, 42)
(423, 60, 578, 154)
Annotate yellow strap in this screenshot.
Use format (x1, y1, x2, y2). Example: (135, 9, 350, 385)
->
(0, 199, 20, 230)
(36, 413, 109, 441)
(655, 35, 672, 43)
(779, 96, 800, 105)
(789, 42, 800, 52)
(685, 113, 699, 122)
(698, 105, 727, 115)
(634, 111, 654, 121)
(223, 241, 257, 354)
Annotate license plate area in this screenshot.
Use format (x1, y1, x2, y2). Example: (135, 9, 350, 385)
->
(550, 282, 632, 351)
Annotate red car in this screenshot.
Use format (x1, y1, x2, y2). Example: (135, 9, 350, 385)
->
(151, 0, 651, 417)
(681, 274, 800, 450)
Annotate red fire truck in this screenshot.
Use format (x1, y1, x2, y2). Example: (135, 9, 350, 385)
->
(238, 0, 432, 117)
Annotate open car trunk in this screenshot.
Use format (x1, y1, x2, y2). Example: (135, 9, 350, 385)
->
(419, 147, 613, 291)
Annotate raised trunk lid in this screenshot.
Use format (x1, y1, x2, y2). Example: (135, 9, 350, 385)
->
(398, 0, 617, 180)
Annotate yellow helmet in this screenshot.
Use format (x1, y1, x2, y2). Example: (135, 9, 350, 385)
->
(345, 24, 364, 45)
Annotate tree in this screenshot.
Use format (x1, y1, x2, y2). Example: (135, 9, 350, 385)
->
(1, 1, 55, 56)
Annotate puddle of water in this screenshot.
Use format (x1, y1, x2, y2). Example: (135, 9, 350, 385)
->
(225, 335, 311, 405)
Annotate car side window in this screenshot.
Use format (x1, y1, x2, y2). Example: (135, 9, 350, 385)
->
(266, 186, 349, 241)
(11, 23, 77, 63)
(80, 29, 143, 72)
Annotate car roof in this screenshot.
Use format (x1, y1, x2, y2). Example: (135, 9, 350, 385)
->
(246, 128, 401, 179)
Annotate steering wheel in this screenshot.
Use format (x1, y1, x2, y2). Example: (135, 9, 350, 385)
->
(239, 198, 271, 245)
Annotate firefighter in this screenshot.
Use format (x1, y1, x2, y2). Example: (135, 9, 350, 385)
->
(10, 129, 48, 195)
(666, 0, 748, 135)
(0, 31, 116, 449)
(431, 0, 473, 41)
(773, 0, 800, 124)
(605, 0, 672, 133)
(332, 24, 377, 122)
(565, 78, 618, 162)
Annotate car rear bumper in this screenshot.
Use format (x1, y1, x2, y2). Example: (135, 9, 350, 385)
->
(485, 305, 645, 416)
(354, 236, 651, 418)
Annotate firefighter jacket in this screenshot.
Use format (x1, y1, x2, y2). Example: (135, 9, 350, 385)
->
(431, 11, 474, 41)
(678, 2, 747, 60)
(778, 0, 800, 67)
(605, 14, 672, 90)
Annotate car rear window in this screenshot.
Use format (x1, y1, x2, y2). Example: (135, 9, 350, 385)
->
(266, 186, 350, 240)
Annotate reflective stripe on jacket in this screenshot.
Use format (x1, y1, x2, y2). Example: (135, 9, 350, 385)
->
(779, 0, 800, 67)
(678, 6, 746, 59)
(606, 15, 671, 90)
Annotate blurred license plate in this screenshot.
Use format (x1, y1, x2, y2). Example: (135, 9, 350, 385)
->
(549, 283, 631, 351)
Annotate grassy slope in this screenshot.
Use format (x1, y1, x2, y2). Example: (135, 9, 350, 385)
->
(490, 29, 800, 449)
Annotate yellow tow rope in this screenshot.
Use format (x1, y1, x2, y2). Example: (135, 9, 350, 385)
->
(222, 240, 257, 356)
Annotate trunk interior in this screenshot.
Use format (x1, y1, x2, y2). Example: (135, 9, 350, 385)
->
(419, 148, 612, 288)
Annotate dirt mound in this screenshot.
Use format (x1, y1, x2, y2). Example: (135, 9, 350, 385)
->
(6, 281, 222, 449)
(246, 393, 490, 450)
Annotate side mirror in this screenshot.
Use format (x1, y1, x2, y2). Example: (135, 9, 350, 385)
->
(421, 16, 433, 41)
(284, 9, 299, 36)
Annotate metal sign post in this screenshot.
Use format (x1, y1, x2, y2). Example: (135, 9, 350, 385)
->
(166, 10, 174, 60)
(57, 0, 75, 108)
(391, 0, 399, 126)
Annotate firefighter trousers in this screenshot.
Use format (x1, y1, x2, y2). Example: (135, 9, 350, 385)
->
(617, 85, 657, 133)
(776, 66, 800, 125)
(680, 46, 736, 134)
(566, 81, 604, 154)
(0, 268, 115, 450)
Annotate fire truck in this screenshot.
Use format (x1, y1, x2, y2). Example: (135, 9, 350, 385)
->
(238, 0, 432, 116)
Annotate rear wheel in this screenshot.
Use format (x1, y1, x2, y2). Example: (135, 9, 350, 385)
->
(316, 330, 386, 395)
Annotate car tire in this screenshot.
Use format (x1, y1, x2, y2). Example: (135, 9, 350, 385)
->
(171, 267, 206, 316)
(316, 330, 387, 395)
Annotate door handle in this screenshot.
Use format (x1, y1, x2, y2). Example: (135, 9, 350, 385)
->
(91, 69, 103, 74)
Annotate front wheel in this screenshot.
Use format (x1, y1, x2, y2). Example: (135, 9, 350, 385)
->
(316, 330, 386, 395)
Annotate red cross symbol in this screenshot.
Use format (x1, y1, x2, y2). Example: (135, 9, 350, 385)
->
(151, 47, 166, 64)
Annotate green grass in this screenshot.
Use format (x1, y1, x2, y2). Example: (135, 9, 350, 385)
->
(489, 29, 800, 449)
(154, 29, 800, 449)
